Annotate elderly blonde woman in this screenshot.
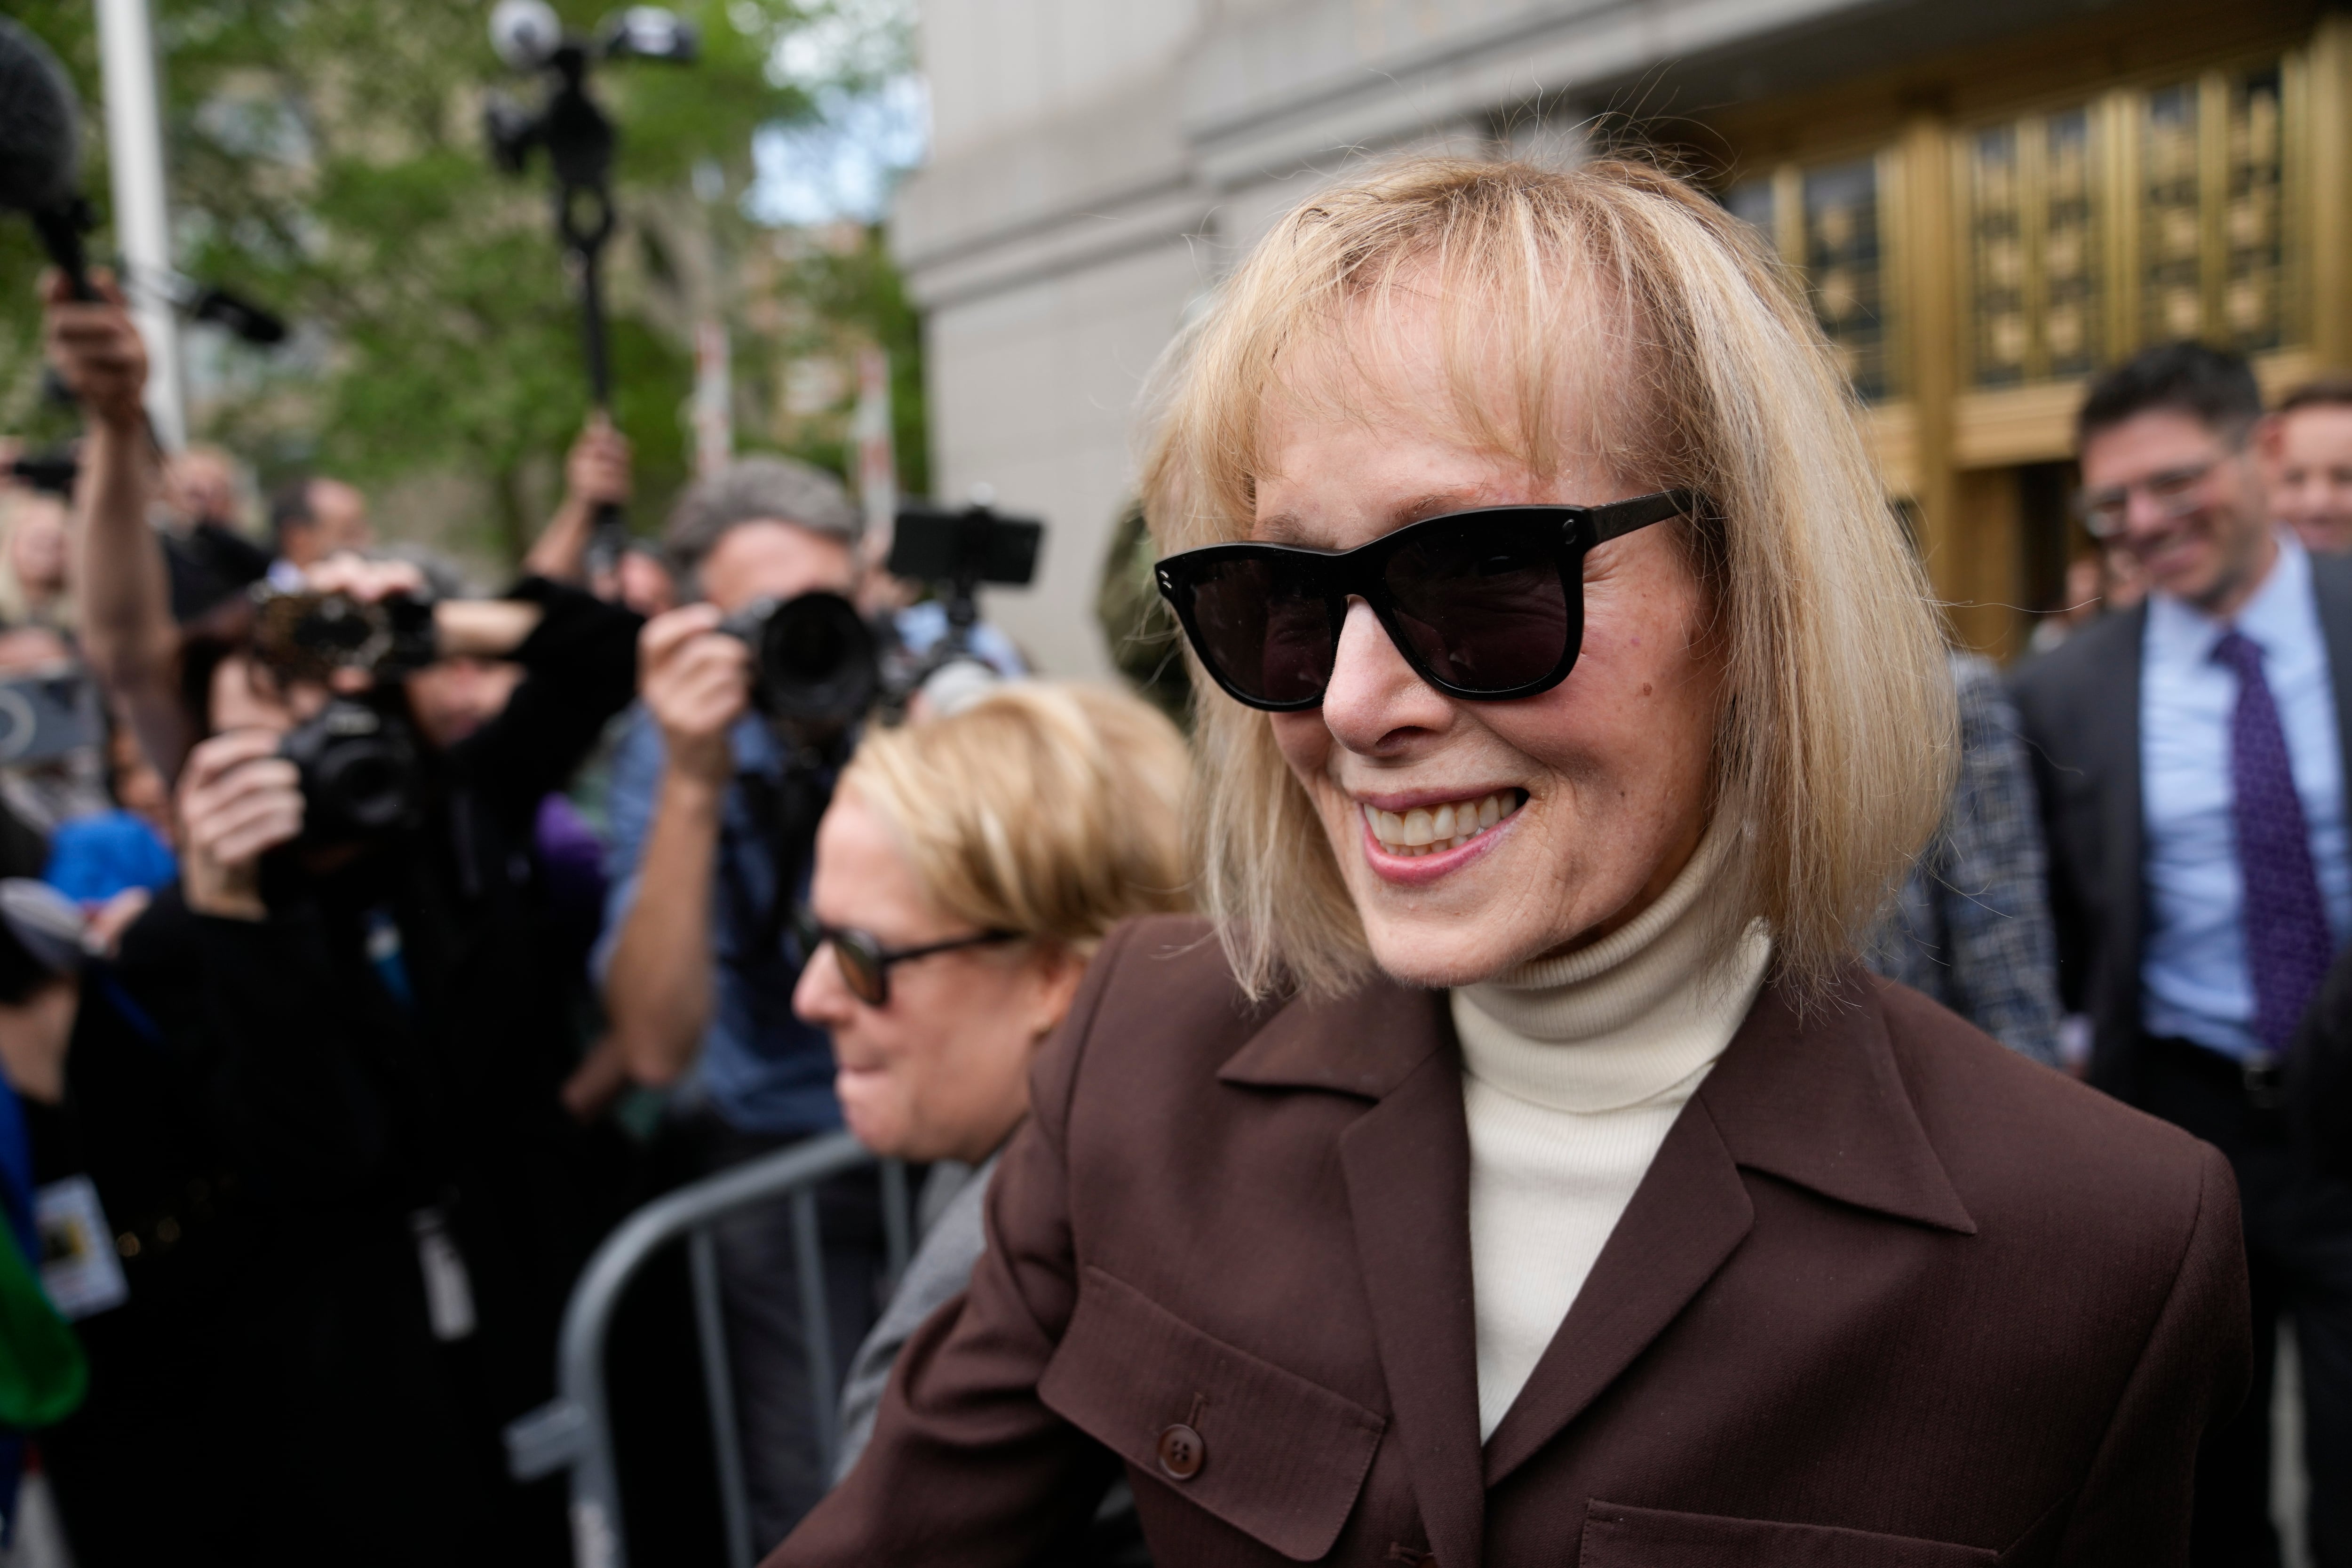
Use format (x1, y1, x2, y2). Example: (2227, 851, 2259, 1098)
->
(790, 680, 1190, 1486)
(775, 158, 2246, 1568)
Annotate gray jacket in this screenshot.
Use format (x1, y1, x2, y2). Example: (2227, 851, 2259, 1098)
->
(833, 1154, 1000, 1482)
(1868, 652, 2065, 1066)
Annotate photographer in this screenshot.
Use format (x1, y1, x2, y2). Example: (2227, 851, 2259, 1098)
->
(45, 274, 644, 1565)
(599, 458, 902, 1549)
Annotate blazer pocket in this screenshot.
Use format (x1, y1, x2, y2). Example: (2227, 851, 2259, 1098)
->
(1581, 1501, 1998, 1567)
(1038, 1265, 1386, 1562)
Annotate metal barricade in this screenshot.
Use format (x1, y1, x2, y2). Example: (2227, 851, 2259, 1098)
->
(505, 1131, 914, 1568)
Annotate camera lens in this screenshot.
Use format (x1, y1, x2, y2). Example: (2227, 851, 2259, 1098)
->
(314, 740, 414, 831)
(282, 699, 424, 844)
(748, 593, 880, 729)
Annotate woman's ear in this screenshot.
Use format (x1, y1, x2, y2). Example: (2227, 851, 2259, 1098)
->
(1023, 940, 1090, 1046)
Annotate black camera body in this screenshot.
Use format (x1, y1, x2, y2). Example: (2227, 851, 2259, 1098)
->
(248, 590, 436, 849)
(721, 592, 881, 733)
(280, 698, 425, 846)
(251, 589, 438, 685)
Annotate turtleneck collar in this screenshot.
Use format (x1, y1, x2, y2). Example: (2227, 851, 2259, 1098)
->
(1451, 815, 1771, 1114)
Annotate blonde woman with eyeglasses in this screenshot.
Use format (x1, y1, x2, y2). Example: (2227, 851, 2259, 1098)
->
(790, 679, 1188, 1518)
(777, 157, 2246, 1568)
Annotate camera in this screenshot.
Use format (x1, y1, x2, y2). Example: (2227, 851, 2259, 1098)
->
(251, 589, 438, 685)
(887, 502, 1043, 593)
(246, 592, 434, 845)
(882, 499, 1044, 702)
(0, 665, 100, 765)
(280, 698, 425, 846)
(721, 592, 881, 732)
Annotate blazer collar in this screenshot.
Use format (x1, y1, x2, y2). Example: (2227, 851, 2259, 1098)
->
(1695, 969, 1976, 1236)
(1219, 962, 1975, 1229)
(1216, 973, 1447, 1100)
(1222, 963, 1973, 1526)
(1482, 967, 1973, 1486)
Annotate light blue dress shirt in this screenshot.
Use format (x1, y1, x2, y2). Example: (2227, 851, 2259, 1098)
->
(2141, 532, 2352, 1059)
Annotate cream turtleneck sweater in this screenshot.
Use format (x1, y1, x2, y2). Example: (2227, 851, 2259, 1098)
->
(1451, 818, 1770, 1439)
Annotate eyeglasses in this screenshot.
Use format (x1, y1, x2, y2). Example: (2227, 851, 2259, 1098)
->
(2075, 460, 2223, 540)
(791, 905, 1021, 1009)
(1152, 490, 1703, 711)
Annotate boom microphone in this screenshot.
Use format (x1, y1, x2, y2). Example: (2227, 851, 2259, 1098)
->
(0, 18, 95, 299)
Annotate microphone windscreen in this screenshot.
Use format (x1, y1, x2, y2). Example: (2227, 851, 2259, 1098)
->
(0, 18, 82, 215)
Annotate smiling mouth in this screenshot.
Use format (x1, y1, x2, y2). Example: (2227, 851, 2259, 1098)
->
(1360, 789, 1526, 858)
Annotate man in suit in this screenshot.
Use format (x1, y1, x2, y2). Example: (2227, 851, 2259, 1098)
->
(2012, 341, 2352, 1568)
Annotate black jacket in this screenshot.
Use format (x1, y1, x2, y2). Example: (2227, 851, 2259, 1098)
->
(2291, 942, 2352, 1179)
(37, 577, 641, 1568)
(2008, 551, 2352, 1100)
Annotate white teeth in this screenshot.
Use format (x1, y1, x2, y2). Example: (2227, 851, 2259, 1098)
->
(1362, 790, 1524, 857)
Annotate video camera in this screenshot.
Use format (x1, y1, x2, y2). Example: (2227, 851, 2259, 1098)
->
(249, 589, 436, 845)
(884, 498, 1043, 695)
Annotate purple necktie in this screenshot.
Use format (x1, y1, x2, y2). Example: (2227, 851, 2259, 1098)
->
(2212, 629, 2336, 1051)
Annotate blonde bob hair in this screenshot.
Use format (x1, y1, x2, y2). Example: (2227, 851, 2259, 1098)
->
(1140, 154, 1954, 1000)
(837, 681, 1193, 955)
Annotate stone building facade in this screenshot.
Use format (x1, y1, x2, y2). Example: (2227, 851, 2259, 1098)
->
(892, 0, 2352, 677)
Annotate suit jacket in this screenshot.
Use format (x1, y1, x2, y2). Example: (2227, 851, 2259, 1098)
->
(2290, 940, 2352, 1179)
(2008, 551, 2352, 1097)
(773, 915, 2247, 1568)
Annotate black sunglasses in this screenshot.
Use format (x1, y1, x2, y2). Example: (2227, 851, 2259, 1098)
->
(1152, 490, 1703, 711)
(791, 905, 1021, 1009)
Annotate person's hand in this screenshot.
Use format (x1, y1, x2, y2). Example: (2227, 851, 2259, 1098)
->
(85, 886, 153, 958)
(302, 553, 428, 605)
(559, 1036, 632, 1124)
(41, 270, 147, 433)
(640, 604, 749, 786)
(565, 416, 632, 511)
(177, 729, 303, 920)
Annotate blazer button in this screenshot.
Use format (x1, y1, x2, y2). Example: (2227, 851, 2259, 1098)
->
(1156, 1422, 1204, 1480)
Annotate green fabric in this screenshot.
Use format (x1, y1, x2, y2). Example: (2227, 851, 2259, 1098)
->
(0, 1221, 85, 1430)
(1093, 501, 1192, 729)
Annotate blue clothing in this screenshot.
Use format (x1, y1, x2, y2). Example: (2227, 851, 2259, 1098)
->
(596, 708, 841, 1135)
(43, 812, 176, 904)
(895, 600, 1024, 673)
(2141, 533, 2352, 1059)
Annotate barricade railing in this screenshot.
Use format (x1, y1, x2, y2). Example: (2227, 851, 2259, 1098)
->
(504, 1131, 912, 1568)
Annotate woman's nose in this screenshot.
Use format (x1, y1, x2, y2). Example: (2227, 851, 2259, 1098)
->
(1319, 598, 1454, 754)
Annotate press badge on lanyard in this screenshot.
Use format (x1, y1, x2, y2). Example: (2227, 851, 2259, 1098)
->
(35, 1175, 128, 1320)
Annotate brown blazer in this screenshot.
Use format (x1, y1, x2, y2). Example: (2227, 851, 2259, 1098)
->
(775, 915, 2249, 1567)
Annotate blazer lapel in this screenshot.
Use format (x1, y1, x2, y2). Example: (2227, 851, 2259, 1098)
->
(1339, 1032, 1486, 1568)
(1480, 973, 1973, 1489)
(1479, 1091, 1753, 1488)
(2091, 605, 2146, 1082)
(2312, 553, 2352, 804)
(1223, 983, 1484, 1568)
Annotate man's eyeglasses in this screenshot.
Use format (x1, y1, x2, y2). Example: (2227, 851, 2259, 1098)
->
(1151, 490, 1703, 712)
(791, 905, 1021, 1008)
(2075, 460, 2223, 540)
